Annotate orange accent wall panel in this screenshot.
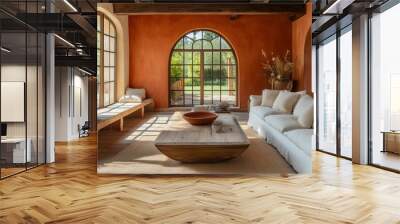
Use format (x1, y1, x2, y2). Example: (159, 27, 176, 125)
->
(129, 14, 293, 109)
(292, 2, 312, 94)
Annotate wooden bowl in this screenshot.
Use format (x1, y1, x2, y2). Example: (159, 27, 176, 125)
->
(183, 111, 218, 125)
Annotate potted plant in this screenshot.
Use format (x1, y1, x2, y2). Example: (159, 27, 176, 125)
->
(261, 49, 294, 90)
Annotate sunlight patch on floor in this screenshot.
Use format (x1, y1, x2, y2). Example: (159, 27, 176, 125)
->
(125, 115, 171, 141)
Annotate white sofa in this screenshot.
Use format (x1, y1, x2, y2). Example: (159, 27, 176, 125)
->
(247, 91, 313, 173)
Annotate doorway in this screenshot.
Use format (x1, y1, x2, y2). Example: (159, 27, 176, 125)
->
(169, 30, 238, 107)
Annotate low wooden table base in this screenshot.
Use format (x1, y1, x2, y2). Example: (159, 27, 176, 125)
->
(155, 112, 249, 163)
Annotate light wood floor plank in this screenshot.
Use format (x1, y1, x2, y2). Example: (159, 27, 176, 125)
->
(0, 134, 400, 223)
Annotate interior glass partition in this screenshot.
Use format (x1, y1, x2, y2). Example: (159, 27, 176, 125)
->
(370, 2, 400, 171)
(0, 1, 46, 179)
(339, 26, 352, 158)
(317, 35, 337, 154)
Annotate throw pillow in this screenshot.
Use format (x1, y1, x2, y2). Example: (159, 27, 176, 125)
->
(272, 91, 301, 113)
(126, 88, 146, 99)
(249, 95, 262, 107)
(261, 89, 280, 107)
(293, 95, 314, 128)
(119, 95, 142, 103)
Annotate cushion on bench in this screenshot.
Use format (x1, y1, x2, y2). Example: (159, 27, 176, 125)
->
(120, 88, 146, 103)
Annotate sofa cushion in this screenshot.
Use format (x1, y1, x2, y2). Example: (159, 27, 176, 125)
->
(295, 90, 307, 95)
(264, 114, 303, 132)
(261, 89, 280, 107)
(272, 91, 300, 113)
(250, 106, 282, 119)
(284, 129, 313, 156)
(293, 94, 314, 128)
(249, 95, 262, 107)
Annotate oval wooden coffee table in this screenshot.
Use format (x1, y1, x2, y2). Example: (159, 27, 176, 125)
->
(154, 112, 249, 163)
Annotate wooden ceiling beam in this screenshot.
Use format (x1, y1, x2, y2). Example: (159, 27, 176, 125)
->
(112, 3, 306, 15)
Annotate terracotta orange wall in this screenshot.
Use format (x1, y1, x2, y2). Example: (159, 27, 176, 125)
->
(292, 2, 312, 93)
(129, 14, 293, 109)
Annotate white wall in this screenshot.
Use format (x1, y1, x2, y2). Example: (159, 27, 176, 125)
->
(55, 67, 89, 141)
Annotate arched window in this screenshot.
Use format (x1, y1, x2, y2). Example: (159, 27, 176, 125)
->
(97, 13, 116, 108)
(169, 30, 237, 107)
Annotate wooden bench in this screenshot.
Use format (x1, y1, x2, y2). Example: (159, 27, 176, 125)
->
(97, 99, 154, 132)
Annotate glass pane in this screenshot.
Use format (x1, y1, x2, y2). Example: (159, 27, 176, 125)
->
(193, 78, 201, 91)
(193, 65, 200, 78)
(184, 65, 193, 78)
(174, 39, 183, 49)
(221, 38, 230, 49)
(104, 52, 110, 66)
(222, 51, 236, 64)
(318, 37, 337, 154)
(110, 68, 115, 81)
(193, 31, 202, 41)
(222, 65, 236, 78)
(212, 91, 221, 103)
(1, 32, 28, 177)
(104, 35, 110, 51)
(110, 53, 115, 66)
(222, 79, 236, 91)
(110, 83, 115, 104)
(213, 78, 221, 90)
(371, 4, 400, 171)
(340, 29, 352, 158)
(184, 37, 193, 50)
(213, 52, 221, 64)
(184, 79, 193, 89)
(225, 91, 236, 105)
(171, 51, 183, 64)
(170, 65, 183, 77)
(170, 77, 184, 90)
(193, 40, 202, 49)
(204, 91, 212, 105)
(184, 52, 192, 64)
(104, 83, 110, 106)
(203, 40, 212, 49)
(193, 52, 200, 64)
(212, 37, 221, 49)
(193, 90, 201, 105)
(110, 37, 115, 52)
(203, 31, 218, 41)
(170, 91, 184, 105)
(204, 65, 212, 90)
(104, 67, 110, 82)
(184, 91, 193, 105)
(204, 52, 212, 64)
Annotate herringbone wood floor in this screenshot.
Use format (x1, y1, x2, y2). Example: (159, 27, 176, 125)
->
(1, 135, 400, 224)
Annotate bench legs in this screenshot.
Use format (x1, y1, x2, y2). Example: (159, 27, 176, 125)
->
(120, 117, 124, 131)
(141, 105, 145, 118)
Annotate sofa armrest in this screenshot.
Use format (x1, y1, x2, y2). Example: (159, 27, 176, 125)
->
(249, 95, 262, 107)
